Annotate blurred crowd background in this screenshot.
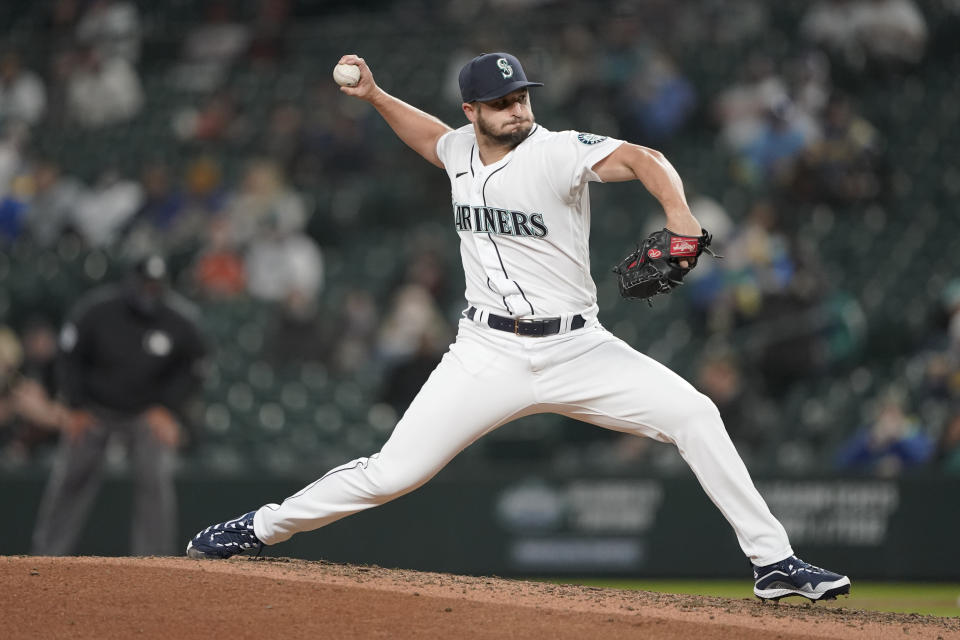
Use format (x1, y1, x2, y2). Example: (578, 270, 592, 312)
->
(0, 0, 958, 480)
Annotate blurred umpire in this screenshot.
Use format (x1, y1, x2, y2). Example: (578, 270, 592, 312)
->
(32, 255, 208, 556)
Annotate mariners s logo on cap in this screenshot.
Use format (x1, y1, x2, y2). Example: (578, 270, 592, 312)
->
(497, 58, 514, 79)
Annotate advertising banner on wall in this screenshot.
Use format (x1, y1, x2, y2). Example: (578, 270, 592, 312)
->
(2, 472, 956, 578)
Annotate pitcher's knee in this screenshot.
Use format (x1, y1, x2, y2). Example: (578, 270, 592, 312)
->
(699, 394, 724, 423)
(675, 393, 725, 434)
(368, 461, 434, 500)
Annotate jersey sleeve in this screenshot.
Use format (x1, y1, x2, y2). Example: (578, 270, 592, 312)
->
(436, 125, 472, 170)
(436, 130, 454, 167)
(545, 131, 625, 201)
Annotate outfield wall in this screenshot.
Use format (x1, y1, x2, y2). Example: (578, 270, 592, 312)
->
(3, 470, 956, 579)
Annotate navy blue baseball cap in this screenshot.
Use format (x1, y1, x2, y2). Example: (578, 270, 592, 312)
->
(458, 52, 543, 103)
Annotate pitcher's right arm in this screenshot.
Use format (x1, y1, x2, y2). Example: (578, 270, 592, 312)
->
(337, 54, 452, 168)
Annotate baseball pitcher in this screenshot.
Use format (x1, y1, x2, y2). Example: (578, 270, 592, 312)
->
(187, 52, 850, 602)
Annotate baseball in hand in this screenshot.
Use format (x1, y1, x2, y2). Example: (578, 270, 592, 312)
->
(333, 63, 361, 87)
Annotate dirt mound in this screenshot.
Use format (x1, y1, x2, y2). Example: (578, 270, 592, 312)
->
(4, 556, 958, 639)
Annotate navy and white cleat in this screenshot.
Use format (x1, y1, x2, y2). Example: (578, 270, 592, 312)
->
(186, 511, 263, 559)
(753, 555, 851, 602)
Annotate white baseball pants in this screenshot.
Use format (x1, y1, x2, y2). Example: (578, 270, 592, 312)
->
(255, 317, 793, 566)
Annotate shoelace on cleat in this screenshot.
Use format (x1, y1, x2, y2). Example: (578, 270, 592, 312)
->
(786, 558, 828, 577)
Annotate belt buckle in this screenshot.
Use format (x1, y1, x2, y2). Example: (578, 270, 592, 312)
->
(514, 318, 520, 335)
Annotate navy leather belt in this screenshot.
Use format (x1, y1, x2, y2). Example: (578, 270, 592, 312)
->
(467, 306, 586, 337)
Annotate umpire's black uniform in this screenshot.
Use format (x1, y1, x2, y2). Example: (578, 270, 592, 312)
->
(32, 256, 207, 556)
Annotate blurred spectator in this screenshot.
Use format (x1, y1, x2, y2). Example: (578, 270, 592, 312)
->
(0, 124, 31, 242)
(20, 318, 60, 394)
(619, 50, 696, 145)
(262, 102, 304, 169)
(835, 387, 934, 476)
(0, 325, 25, 432)
(3, 377, 63, 464)
(179, 155, 229, 229)
(320, 112, 374, 177)
(851, 0, 928, 66)
(533, 26, 597, 111)
(398, 245, 453, 308)
(597, 17, 646, 89)
(329, 289, 378, 374)
(291, 88, 375, 188)
(752, 290, 828, 395)
(172, 90, 248, 144)
(718, 200, 796, 324)
(0, 171, 31, 242)
(694, 0, 771, 45)
(792, 94, 883, 203)
(71, 169, 144, 248)
(66, 46, 144, 128)
(376, 284, 451, 364)
(696, 350, 779, 460)
(688, 191, 735, 243)
(290, 85, 336, 188)
(123, 162, 213, 257)
(785, 50, 833, 121)
(123, 155, 227, 258)
(121, 163, 183, 254)
(801, 0, 927, 72)
(23, 160, 82, 248)
(684, 191, 735, 324)
(938, 411, 960, 473)
(247, 0, 291, 66)
(911, 279, 960, 449)
(32, 255, 208, 556)
(946, 280, 960, 351)
(713, 55, 790, 150)
(45, 0, 83, 44)
(0, 123, 27, 199)
(375, 281, 451, 413)
(228, 160, 306, 245)
(265, 289, 327, 365)
(817, 289, 867, 367)
(169, 1, 250, 93)
(735, 101, 811, 187)
(0, 52, 47, 128)
(801, 0, 868, 69)
(192, 216, 247, 299)
(708, 201, 833, 391)
(75, 0, 141, 63)
(379, 333, 444, 415)
(245, 217, 323, 303)
(1, 319, 64, 464)
(918, 351, 958, 405)
(133, 163, 185, 233)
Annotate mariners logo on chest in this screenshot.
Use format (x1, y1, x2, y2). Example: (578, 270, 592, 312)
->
(452, 203, 548, 238)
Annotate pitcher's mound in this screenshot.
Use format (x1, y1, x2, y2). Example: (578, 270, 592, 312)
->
(4, 556, 958, 639)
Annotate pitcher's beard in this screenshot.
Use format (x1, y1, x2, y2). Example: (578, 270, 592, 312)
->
(477, 116, 533, 149)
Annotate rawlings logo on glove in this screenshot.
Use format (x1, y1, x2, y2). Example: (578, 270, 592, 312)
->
(670, 237, 700, 256)
(612, 228, 717, 303)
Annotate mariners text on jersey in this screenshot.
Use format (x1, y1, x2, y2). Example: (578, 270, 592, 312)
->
(452, 203, 548, 238)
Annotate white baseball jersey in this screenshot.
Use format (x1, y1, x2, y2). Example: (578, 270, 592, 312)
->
(436, 124, 624, 319)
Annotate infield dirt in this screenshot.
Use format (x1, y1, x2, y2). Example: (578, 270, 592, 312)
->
(4, 555, 958, 639)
